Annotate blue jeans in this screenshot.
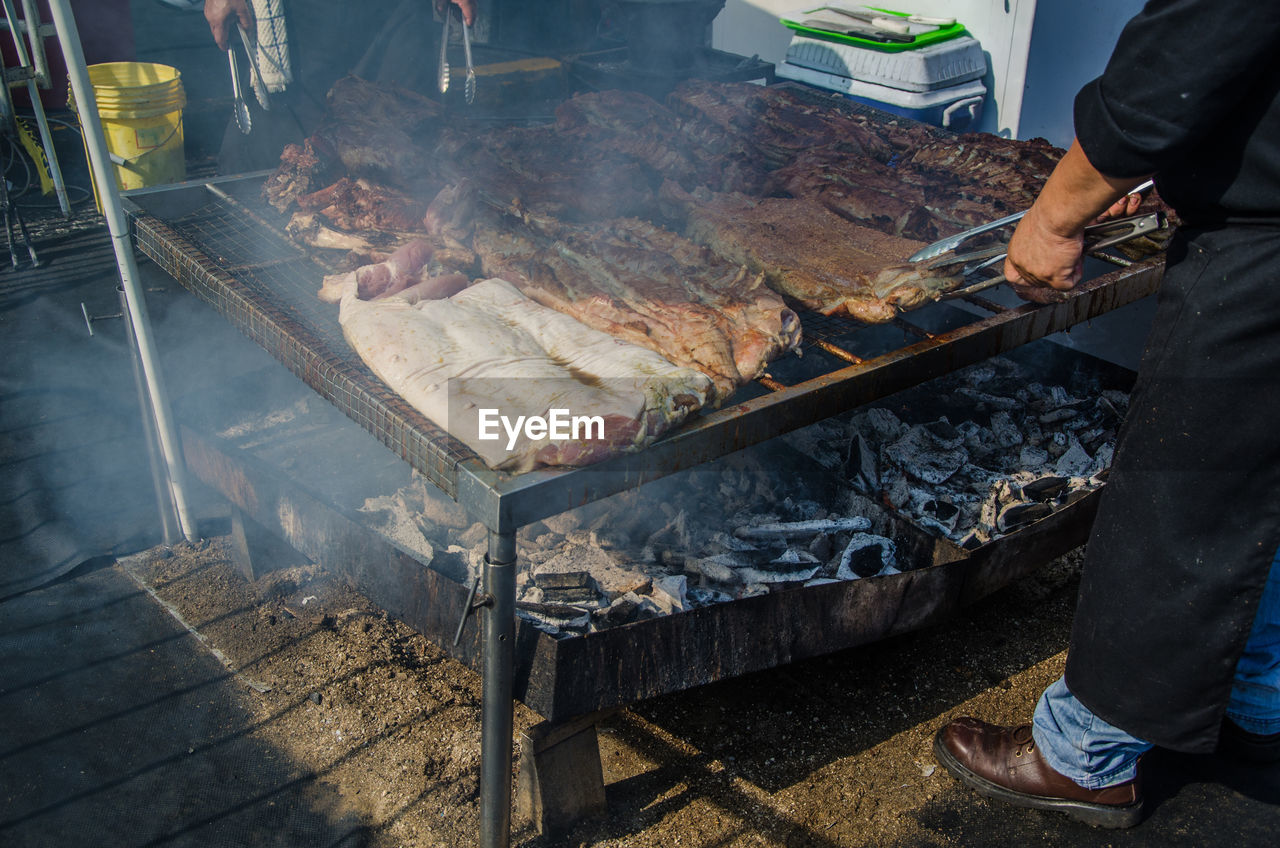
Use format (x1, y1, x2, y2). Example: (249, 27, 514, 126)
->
(1032, 546, 1280, 789)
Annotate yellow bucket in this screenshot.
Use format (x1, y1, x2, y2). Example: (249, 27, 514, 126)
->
(69, 62, 186, 208)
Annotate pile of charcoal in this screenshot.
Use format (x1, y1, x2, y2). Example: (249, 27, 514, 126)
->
(786, 353, 1129, 548)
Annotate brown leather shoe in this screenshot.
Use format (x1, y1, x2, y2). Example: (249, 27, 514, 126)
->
(933, 717, 1143, 829)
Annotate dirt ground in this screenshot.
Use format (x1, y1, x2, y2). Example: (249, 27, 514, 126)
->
(115, 535, 1088, 848)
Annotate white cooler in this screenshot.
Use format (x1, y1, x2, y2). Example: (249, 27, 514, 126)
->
(778, 33, 989, 131)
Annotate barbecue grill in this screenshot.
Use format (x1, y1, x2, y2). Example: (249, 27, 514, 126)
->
(121, 96, 1166, 845)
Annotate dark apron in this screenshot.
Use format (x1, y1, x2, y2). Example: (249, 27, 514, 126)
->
(1065, 223, 1280, 752)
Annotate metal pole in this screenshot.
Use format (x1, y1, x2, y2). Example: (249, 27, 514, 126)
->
(480, 530, 517, 848)
(118, 285, 182, 546)
(46, 0, 199, 543)
(2, 0, 70, 215)
(18, 0, 50, 88)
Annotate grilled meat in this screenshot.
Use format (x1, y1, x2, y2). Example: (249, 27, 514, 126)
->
(263, 137, 344, 213)
(662, 183, 962, 324)
(296, 178, 430, 233)
(432, 183, 800, 401)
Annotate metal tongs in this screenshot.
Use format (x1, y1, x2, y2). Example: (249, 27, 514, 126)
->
(909, 179, 1156, 263)
(939, 211, 1168, 299)
(437, 6, 476, 104)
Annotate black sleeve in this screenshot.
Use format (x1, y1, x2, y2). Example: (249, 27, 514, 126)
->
(1074, 0, 1280, 177)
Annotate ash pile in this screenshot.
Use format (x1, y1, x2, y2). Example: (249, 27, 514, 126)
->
(359, 350, 1131, 638)
(787, 353, 1130, 549)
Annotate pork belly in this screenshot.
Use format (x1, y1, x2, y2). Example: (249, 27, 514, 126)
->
(338, 276, 714, 472)
(662, 183, 962, 324)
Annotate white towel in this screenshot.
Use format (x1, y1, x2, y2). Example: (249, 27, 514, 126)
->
(250, 0, 291, 105)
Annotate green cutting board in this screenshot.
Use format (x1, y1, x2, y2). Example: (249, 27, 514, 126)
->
(780, 6, 967, 52)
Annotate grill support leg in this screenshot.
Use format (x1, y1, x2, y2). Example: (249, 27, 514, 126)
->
(480, 529, 517, 848)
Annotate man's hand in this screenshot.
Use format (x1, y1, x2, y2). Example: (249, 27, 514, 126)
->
(205, 0, 252, 51)
(435, 0, 478, 26)
(1003, 205, 1083, 303)
(1003, 140, 1150, 304)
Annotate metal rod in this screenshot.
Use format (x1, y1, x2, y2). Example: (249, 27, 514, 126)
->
(118, 285, 181, 546)
(960, 292, 1009, 313)
(480, 530, 516, 848)
(812, 338, 864, 364)
(757, 375, 787, 392)
(2, 0, 69, 216)
(47, 0, 199, 542)
(18, 0, 49, 87)
(892, 316, 934, 340)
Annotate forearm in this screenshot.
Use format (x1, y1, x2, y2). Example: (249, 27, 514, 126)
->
(1033, 140, 1148, 238)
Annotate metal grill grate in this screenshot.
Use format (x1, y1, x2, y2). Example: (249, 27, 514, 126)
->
(129, 183, 478, 497)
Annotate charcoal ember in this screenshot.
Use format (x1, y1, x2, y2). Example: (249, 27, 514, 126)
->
(1047, 431, 1069, 459)
(1057, 487, 1094, 507)
(1018, 445, 1050, 469)
(885, 422, 969, 484)
(989, 411, 1023, 448)
(996, 501, 1054, 534)
(516, 601, 592, 632)
(733, 517, 871, 541)
(687, 586, 734, 607)
(1039, 405, 1085, 426)
(650, 575, 689, 613)
(853, 407, 907, 443)
(738, 583, 769, 599)
(781, 497, 825, 520)
(835, 532, 897, 580)
(956, 386, 1021, 411)
(542, 586, 605, 606)
(593, 591, 663, 628)
(963, 363, 997, 385)
(885, 474, 912, 510)
(708, 531, 759, 552)
(956, 420, 991, 451)
(1020, 475, 1069, 502)
(735, 549, 822, 584)
(919, 499, 960, 534)
(1054, 436, 1095, 478)
(537, 543, 651, 599)
(808, 532, 834, 563)
(843, 431, 879, 494)
(685, 556, 739, 584)
(533, 570, 593, 590)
